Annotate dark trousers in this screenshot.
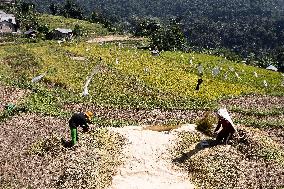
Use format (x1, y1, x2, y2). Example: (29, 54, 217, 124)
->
(216, 129, 234, 144)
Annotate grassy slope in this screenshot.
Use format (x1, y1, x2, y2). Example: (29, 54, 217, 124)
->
(38, 14, 109, 36)
(0, 41, 283, 107)
(0, 40, 283, 127)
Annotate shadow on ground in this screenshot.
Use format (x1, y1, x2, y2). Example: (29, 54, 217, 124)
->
(172, 139, 217, 163)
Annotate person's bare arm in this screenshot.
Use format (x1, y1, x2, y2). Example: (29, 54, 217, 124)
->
(214, 120, 222, 133)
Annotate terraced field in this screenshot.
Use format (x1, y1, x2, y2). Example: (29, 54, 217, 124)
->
(0, 38, 283, 188)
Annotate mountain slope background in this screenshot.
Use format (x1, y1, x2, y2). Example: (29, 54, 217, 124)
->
(22, 0, 284, 71)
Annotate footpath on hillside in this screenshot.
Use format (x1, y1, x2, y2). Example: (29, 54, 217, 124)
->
(107, 125, 196, 189)
(87, 35, 144, 43)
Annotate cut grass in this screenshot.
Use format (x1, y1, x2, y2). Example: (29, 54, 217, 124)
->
(234, 117, 284, 129)
(0, 113, 125, 189)
(235, 126, 284, 164)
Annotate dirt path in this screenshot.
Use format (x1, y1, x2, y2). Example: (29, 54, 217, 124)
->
(87, 35, 144, 43)
(107, 124, 196, 189)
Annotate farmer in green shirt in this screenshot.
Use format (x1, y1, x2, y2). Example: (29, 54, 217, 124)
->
(69, 111, 93, 146)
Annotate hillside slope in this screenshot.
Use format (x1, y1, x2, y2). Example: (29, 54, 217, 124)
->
(0, 36, 283, 188)
(0, 39, 283, 126)
(38, 14, 109, 36)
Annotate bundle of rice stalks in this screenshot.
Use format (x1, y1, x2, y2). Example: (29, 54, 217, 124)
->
(196, 112, 217, 137)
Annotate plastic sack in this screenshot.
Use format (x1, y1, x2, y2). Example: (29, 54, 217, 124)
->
(82, 86, 89, 96)
(224, 74, 228, 80)
(229, 67, 235, 72)
(197, 64, 203, 75)
(31, 73, 45, 83)
(235, 72, 241, 80)
(263, 80, 268, 87)
(212, 67, 220, 76)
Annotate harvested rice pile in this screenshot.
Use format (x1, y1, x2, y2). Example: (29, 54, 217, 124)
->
(0, 113, 124, 188)
(0, 85, 29, 112)
(172, 126, 284, 189)
(64, 103, 206, 125)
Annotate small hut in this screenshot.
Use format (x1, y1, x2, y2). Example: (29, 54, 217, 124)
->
(52, 28, 73, 40)
(24, 29, 37, 38)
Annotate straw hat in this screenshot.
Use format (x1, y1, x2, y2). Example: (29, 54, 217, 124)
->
(85, 111, 94, 119)
(217, 108, 237, 131)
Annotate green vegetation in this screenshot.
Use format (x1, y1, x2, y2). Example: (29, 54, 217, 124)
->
(0, 9, 282, 188)
(235, 118, 284, 129)
(0, 41, 283, 114)
(38, 14, 109, 36)
(0, 11, 282, 187)
(230, 107, 284, 117)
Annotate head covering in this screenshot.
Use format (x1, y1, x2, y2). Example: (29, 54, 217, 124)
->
(217, 108, 237, 131)
(85, 111, 93, 119)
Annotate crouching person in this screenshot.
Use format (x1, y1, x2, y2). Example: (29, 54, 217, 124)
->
(69, 111, 93, 146)
(214, 108, 237, 145)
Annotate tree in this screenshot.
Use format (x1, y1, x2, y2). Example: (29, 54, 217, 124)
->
(11, 1, 38, 30)
(60, 0, 83, 20)
(150, 18, 187, 51)
(89, 11, 114, 31)
(49, 3, 59, 15)
(73, 24, 84, 37)
(132, 17, 161, 37)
